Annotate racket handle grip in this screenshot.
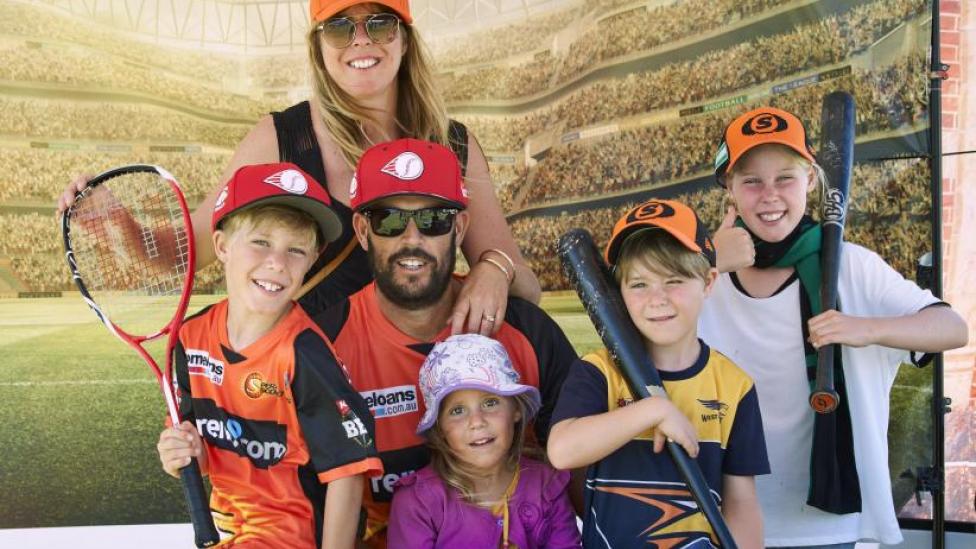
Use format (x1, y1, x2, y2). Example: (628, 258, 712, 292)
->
(179, 458, 220, 548)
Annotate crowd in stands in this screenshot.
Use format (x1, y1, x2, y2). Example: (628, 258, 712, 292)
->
(517, 56, 926, 207)
(487, 162, 528, 213)
(428, 7, 577, 69)
(443, 0, 925, 104)
(0, 147, 229, 204)
(0, 1, 241, 84)
(246, 53, 310, 90)
(0, 43, 278, 118)
(511, 160, 932, 291)
(0, 212, 228, 293)
(0, 97, 250, 149)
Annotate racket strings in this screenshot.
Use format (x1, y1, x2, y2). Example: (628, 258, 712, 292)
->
(68, 172, 190, 331)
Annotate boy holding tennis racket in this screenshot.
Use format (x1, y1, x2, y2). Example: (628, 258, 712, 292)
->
(156, 162, 383, 548)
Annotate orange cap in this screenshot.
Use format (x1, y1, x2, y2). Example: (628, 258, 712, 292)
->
(309, 0, 412, 24)
(714, 106, 815, 185)
(605, 199, 715, 267)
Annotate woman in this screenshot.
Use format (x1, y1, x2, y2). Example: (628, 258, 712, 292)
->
(58, 0, 540, 333)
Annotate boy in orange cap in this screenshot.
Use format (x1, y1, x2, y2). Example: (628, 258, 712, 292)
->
(548, 198, 768, 548)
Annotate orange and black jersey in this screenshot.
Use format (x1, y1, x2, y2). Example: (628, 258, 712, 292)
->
(174, 300, 382, 548)
(314, 282, 576, 544)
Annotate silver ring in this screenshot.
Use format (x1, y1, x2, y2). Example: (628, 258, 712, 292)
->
(484, 315, 496, 323)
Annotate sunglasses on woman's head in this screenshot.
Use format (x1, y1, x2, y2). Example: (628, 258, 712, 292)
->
(317, 13, 400, 49)
(363, 207, 459, 237)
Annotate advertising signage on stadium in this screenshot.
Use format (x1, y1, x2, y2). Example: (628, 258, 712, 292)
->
(773, 65, 853, 94)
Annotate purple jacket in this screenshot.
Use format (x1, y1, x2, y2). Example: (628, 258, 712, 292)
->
(387, 457, 581, 548)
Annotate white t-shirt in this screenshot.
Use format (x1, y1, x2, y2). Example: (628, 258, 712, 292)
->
(699, 242, 939, 546)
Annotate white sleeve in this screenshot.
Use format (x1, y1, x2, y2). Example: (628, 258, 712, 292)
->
(839, 242, 940, 368)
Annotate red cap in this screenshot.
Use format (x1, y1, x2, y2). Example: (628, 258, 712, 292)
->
(605, 199, 715, 267)
(350, 139, 468, 211)
(212, 163, 343, 244)
(309, 0, 412, 24)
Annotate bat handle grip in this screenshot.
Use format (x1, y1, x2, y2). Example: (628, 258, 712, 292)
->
(179, 458, 221, 547)
(811, 341, 841, 414)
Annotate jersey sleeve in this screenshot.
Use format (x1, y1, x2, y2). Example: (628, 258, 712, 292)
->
(723, 385, 770, 476)
(292, 329, 383, 484)
(550, 357, 610, 426)
(504, 298, 577, 443)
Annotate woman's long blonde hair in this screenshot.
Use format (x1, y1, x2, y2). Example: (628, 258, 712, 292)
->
(306, 11, 451, 168)
(425, 393, 535, 504)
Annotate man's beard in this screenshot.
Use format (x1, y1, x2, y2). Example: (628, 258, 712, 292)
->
(368, 233, 456, 311)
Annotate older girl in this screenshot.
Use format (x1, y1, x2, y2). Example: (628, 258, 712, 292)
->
(702, 106, 967, 548)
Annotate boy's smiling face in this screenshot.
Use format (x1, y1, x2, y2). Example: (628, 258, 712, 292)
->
(214, 220, 317, 322)
(620, 260, 716, 361)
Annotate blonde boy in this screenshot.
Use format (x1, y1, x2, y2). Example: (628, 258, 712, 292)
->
(156, 163, 382, 548)
(548, 199, 768, 548)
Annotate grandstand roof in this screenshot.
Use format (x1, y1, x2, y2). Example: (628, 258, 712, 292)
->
(28, 0, 572, 50)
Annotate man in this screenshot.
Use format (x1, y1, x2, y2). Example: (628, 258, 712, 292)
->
(314, 138, 576, 546)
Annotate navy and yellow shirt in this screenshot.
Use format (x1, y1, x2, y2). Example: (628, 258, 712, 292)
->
(551, 340, 769, 548)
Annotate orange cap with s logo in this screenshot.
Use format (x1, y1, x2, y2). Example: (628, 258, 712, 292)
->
(713, 106, 816, 186)
(605, 199, 715, 267)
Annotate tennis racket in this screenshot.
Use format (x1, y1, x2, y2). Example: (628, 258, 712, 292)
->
(61, 164, 219, 548)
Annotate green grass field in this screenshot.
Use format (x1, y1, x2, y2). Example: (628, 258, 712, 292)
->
(0, 294, 930, 527)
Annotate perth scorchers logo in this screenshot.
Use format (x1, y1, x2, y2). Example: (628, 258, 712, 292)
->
(263, 169, 308, 194)
(741, 112, 789, 136)
(626, 200, 675, 223)
(243, 372, 289, 401)
(381, 152, 424, 180)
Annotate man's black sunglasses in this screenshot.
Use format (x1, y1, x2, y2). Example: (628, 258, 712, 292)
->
(363, 207, 459, 237)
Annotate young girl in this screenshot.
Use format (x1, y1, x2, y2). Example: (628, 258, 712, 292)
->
(701, 106, 968, 548)
(388, 334, 581, 548)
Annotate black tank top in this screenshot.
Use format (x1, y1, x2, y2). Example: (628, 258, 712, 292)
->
(271, 101, 469, 316)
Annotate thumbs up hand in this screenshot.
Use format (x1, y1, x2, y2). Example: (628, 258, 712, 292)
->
(713, 205, 755, 273)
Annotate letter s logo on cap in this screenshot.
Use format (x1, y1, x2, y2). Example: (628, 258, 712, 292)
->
(264, 169, 308, 194)
(349, 174, 358, 199)
(627, 200, 675, 223)
(381, 152, 424, 180)
(742, 113, 788, 136)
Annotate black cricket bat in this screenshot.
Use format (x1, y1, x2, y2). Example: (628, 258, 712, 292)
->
(558, 228, 738, 548)
(810, 91, 855, 414)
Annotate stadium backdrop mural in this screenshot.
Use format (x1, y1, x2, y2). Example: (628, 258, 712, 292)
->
(0, 0, 971, 530)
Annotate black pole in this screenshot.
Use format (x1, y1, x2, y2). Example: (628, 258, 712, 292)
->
(927, 1, 947, 548)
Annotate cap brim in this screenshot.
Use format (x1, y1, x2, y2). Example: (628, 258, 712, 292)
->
(354, 192, 466, 212)
(311, 0, 413, 23)
(226, 195, 343, 244)
(415, 383, 541, 435)
(606, 225, 704, 266)
(724, 138, 815, 177)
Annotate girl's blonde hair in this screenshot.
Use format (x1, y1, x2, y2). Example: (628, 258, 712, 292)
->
(306, 12, 451, 168)
(426, 393, 534, 503)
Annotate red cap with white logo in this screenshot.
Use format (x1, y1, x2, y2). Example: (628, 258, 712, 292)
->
(349, 138, 468, 211)
(212, 162, 343, 244)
